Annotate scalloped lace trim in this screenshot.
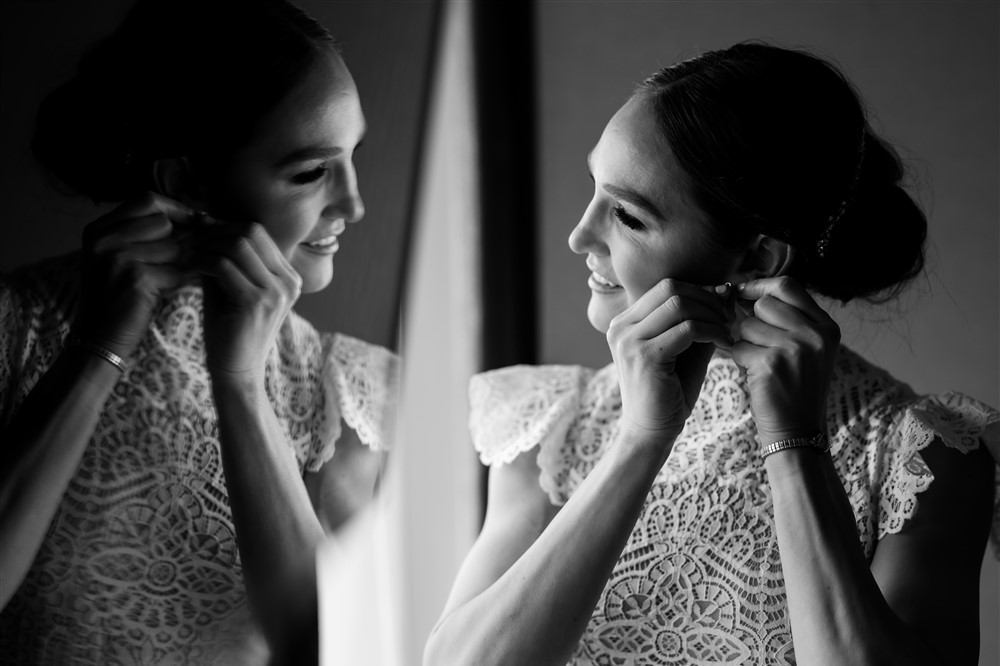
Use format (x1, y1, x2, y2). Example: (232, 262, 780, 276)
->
(307, 333, 399, 471)
(469, 365, 586, 504)
(877, 393, 999, 542)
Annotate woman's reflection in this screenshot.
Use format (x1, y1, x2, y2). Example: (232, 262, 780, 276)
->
(0, 1, 396, 663)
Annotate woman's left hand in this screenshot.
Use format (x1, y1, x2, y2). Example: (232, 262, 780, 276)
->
(730, 276, 840, 445)
(194, 217, 303, 387)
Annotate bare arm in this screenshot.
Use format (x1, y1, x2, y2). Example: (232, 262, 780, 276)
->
(215, 386, 382, 664)
(768, 438, 993, 666)
(0, 193, 192, 608)
(425, 434, 670, 666)
(732, 277, 993, 665)
(0, 349, 119, 607)
(212, 377, 326, 664)
(201, 221, 384, 663)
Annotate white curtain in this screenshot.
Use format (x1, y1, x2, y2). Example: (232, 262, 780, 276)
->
(318, 1, 482, 663)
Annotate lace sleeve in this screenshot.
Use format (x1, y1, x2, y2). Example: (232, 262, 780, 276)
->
(0, 261, 76, 427)
(304, 333, 399, 472)
(0, 280, 27, 425)
(875, 392, 999, 545)
(468, 364, 590, 504)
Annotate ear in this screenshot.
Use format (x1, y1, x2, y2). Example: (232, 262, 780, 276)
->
(150, 157, 206, 209)
(732, 234, 796, 282)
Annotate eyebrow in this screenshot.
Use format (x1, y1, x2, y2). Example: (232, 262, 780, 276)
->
(275, 145, 342, 169)
(586, 149, 666, 221)
(274, 125, 368, 170)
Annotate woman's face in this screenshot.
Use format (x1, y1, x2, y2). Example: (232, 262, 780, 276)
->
(568, 95, 742, 333)
(206, 54, 366, 294)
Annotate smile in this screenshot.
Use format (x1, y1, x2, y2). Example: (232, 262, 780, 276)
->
(588, 270, 622, 293)
(302, 235, 340, 254)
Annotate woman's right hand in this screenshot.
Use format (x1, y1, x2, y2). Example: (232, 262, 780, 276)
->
(74, 192, 195, 358)
(607, 279, 733, 443)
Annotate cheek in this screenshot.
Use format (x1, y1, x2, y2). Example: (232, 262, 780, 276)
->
(616, 245, 667, 304)
(260, 210, 315, 256)
(210, 169, 317, 255)
(246, 193, 319, 257)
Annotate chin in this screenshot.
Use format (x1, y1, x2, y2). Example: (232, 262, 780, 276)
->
(296, 263, 334, 294)
(586, 298, 616, 335)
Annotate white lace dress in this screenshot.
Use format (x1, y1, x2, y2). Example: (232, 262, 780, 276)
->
(469, 349, 999, 666)
(0, 254, 397, 666)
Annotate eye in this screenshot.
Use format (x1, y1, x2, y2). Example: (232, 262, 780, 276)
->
(290, 165, 328, 185)
(613, 205, 643, 231)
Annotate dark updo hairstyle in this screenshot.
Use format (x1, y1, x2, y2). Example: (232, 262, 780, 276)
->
(32, 0, 339, 203)
(637, 42, 927, 303)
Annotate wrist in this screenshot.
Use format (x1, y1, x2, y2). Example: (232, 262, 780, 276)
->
(758, 432, 829, 459)
(209, 368, 266, 397)
(616, 423, 678, 464)
(66, 333, 129, 376)
(63, 343, 124, 391)
(763, 445, 829, 497)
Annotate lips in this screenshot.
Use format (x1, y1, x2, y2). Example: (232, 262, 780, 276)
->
(305, 236, 339, 249)
(301, 219, 346, 253)
(586, 260, 621, 291)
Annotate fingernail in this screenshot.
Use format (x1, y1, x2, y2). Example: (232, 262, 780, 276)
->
(714, 283, 730, 296)
(734, 282, 746, 292)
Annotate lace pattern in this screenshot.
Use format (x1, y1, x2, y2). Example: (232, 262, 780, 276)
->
(469, 348, 998, 665)
(0, 254, 398, 665)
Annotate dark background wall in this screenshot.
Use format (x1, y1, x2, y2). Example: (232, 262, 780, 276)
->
(535, 2, 998, 664)
(0, 0, 438, 349)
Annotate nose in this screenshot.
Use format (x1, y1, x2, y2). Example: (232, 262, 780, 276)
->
(323, 161, 365, 224)
(568, 198, 605, 255)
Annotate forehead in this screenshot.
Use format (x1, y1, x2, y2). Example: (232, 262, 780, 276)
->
(591, 95, 691, 211)
(245, 54, 365, 159)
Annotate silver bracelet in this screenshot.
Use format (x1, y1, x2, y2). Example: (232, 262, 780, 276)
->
(760, 433, 829, 459)
(68, 334, 128, 374)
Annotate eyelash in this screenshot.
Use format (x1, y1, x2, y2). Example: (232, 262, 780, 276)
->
(290, 166, 328, 185)
(613, 205, 643, 231)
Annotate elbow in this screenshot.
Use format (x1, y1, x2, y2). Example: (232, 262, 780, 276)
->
(423, 622, 462, 666)
(423, 621, 507, 666)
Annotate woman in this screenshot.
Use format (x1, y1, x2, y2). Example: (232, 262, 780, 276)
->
(0, 1, 396, 663)
(425, 43, 997, 665)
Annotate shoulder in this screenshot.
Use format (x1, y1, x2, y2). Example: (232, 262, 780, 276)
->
(826, 346, 999, 549)
(1, 253, 80, 328)
(828, 346, 997, 455)
(468, 362, 619, 505)
(0, 254, 80, 378)
(468, 362, 614, 464)
(273, 317, 399, 469)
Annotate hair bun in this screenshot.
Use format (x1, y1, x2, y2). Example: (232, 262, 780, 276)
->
(805, 161, 927, 302)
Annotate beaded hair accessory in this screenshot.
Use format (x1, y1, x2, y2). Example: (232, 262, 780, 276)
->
(815, 131, 867, 259)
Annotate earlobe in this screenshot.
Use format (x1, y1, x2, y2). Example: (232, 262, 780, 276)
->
(733, 234, 796, 281)
(150, 157, 205, 208)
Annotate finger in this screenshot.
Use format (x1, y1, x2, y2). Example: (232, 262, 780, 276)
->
(197, 236, 273, 289)
(114, 238, 185, 265)
(86, 192, 196, 241)
(729, 338, 764, 370)
(648, 319, 734, 357)
(194, 221, 297, 283)
(243, 223, 295, 276)
(137, 263, 187, 293)
(734, 277, 826, 322)
(748, 293, 814, 332)
(616, 278, 726, 326)
(90, 213, 176, 251)
(200, 256, 258, 302)
(736, 316, 789, 349)
(631, 296, 730, 341)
